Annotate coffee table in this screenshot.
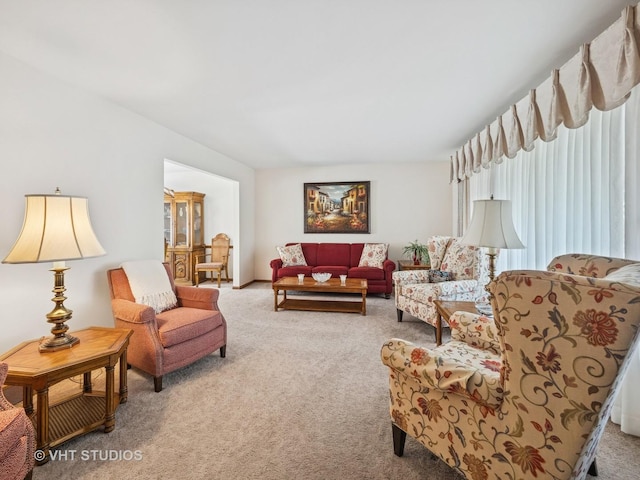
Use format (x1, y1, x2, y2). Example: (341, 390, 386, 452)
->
(433, 300, 478, 345)
(273, 277, 368, 315)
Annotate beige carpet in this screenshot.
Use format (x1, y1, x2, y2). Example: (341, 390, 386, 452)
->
(36, 283, 640, 479)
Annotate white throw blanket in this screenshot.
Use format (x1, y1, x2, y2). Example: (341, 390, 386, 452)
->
(121, 260, 177, 313)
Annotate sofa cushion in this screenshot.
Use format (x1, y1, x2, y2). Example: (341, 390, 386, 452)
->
(358, 243, 388, 268)
(427, 236, 452, 270)
(278, 266, 313, 278)
(156, 307, 223, 347)
(312, 266, 348, 276)
(277, 243, 308, 267)
(440, 240, 480, 280)
(348, 266, 385, 281)
(317, 243, 351, 266)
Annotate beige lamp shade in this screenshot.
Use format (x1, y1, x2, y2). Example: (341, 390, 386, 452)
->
(461, 198, 524, 250)
(2, 194, 106, 264)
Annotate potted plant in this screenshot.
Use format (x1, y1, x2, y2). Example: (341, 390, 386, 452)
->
(403, 240, 429, 265)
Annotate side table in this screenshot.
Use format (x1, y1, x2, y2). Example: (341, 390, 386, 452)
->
(0, 326, 133, 464)
(433, 300, 478, 346)
(397, 260, 431, 271)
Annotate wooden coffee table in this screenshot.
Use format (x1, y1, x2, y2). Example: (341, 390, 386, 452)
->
(273, 277, 368, 315)
(0, 326, 133, 464)
(433, 300, 478, 345)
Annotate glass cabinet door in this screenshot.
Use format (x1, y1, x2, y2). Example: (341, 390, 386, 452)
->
(193, 201, 203, 246)
(176, 201, 189, 246)
(163, 201, 173, 246)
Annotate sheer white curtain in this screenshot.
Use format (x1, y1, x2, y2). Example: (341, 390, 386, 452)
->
(468, 96, 627, 273)
(468, 87, 640, 436)
(611, 87, 640, 437)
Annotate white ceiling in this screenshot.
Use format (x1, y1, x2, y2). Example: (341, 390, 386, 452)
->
(0, 1, 634, 169)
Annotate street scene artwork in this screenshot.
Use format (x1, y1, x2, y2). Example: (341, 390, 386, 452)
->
(304, 181, 370, 233)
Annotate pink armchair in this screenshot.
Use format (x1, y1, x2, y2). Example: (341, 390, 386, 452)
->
(107, 263, 227, 392)
(0, 363, 35, 480)
(382, 254, 640, 480)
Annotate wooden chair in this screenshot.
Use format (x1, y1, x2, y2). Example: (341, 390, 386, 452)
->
(195, 233, 231, 287)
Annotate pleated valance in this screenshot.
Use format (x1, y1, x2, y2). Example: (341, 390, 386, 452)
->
(451, 3, 640, 182)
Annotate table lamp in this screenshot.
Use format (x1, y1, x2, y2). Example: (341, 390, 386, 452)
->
(460, 196, 524, 283)
(2, 188, 106, 352)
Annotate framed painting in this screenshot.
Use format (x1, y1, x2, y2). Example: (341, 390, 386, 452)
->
(304, 181, 370, 233)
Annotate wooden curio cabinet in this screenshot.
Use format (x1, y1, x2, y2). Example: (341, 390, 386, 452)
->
(164, 191, 205, 285)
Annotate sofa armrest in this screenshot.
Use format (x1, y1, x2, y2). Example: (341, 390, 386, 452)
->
(547, 254, 636, 278)
(111, 299, 156, 324)
(270, 258, 283, 283)
(449, 311, 501, 355)
(175, 285, 220, 310)
(392, 269, 430, 286)
(381, 338, 502, 408)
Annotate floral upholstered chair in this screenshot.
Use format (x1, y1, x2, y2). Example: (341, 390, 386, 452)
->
(393, 236, 489, 343)
(0, 363, 35, 480)
(382, 254, 640, 480)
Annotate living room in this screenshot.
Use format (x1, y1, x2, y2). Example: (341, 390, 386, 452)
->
(1, 2, 640, 479)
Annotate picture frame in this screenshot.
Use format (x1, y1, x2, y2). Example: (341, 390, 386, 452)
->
(304, 181, 370, 233)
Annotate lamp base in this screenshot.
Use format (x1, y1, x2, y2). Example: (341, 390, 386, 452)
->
(39, 263, 80, 353)
(39, 333, 80, 352)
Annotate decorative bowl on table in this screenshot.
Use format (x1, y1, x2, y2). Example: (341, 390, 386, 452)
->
(312, 272, 332, 283)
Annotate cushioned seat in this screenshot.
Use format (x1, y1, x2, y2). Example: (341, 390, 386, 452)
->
(107, 262, 227, 392)
(271, 242, 395, 297)
(382, 254, 640, 480)
(393, 236, 488, 344)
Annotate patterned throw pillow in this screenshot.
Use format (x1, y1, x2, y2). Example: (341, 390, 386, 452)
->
(276, 243, 308, 267)
(604, 263, 640, 286)
(428, 270, 453, 283)
(358, 243, 388, 268)
(427, 236, 451, 270)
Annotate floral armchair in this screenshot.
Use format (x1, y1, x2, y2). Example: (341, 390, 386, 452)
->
(393, 236, 489, 343)
(381, 254, 640, 480)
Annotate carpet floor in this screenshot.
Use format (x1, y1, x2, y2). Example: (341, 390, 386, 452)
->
(35, 283, 640, 479)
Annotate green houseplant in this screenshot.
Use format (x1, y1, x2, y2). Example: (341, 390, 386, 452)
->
(402, 240, 429, 265)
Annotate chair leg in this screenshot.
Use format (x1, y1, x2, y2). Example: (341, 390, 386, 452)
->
(588, 458, 598, 476)
(396, 309, 403, 322)
(154, 376, 163, 392)
(220, 345, 226, 358)
(392, 423, 407, 457)
(195, 271, 200, 287)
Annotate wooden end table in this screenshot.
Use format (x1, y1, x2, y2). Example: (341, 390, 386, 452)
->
(273, 277, 368, 315)
(397, 260, 431, 271)
(433, 300, 478, 346)
(0, 326, 133, 464)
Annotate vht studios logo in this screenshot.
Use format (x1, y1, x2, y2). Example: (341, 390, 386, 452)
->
(35, 449, 143, 462)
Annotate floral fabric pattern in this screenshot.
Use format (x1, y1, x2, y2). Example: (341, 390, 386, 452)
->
(428, 236, 452, 270)
(276, 243, 308, 267)
(393, 236, 489, 333)
(358, 243, 389, 268)
(382, 254, 640, 480)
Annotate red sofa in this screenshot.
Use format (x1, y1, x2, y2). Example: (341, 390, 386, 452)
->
(270, 243, 395, 297)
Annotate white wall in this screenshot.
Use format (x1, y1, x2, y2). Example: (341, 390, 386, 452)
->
(254, 162, 452, 280)
(0, 52, 255, 352)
